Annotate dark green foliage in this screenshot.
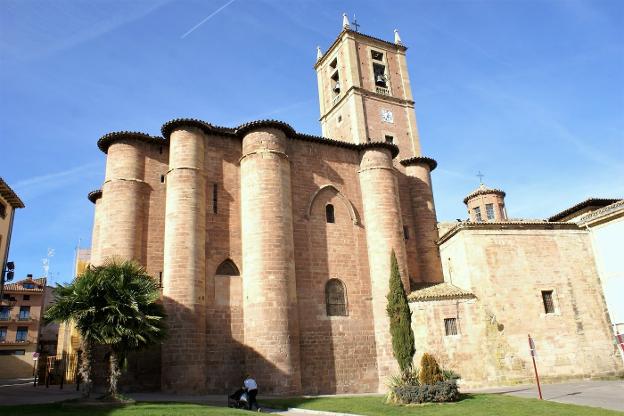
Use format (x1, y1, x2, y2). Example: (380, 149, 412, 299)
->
(44, 259, 166, 397)
(393, 380, 460, 404)
(386, 250, 415, 375)
(419, 353, 443, 385)
(442, 368, 461, 381)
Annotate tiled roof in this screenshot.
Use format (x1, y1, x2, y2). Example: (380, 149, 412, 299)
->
(548, 198, 621, 222)
(99, 118, 401, 159)
(408, 282, 475, 302)
(97, 131, 166, 154)
(87, 189, 102, 204)
(3, 277, 46, 293)
(437, 220, 582, 245)
(463, 183, 506, 205)
(0, 177, 25, 208)
(577, 199, 624, 225)
(400, 156, 438, 171)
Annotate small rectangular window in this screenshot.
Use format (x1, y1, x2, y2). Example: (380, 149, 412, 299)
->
(159, 271, 163, 288)
(474, 207, 482, 222)
(0, 201, 6, 218)
(23, 295, 30, 301)
(385, 135, 394, 144)
(486, 203, 495, 220)
(371, 50, 383, 61)
(329, 57, 338, 69)
(213, 184, 218, 214)
(403, 226, 409, 240)
(444, 318, 458, 336)
(326, 204, 335, 223)
(160, 174, 165, 183)
(542, 290, 555, 314)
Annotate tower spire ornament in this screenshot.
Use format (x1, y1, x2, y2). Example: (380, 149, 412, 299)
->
(394, 29, 402, 45)
(316, 45, 323, 61)
(476, 171, 485, 185)
(342, 13, 350, 30)
(351, 14, 360, 32)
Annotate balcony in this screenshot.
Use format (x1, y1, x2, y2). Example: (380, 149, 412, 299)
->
(375, 86, 390, 96)
(0, 339, 31, 346)
(0, 315, 10, 322)
(17, 315, 32, 322)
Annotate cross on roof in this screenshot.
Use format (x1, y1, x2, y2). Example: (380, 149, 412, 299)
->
(476, 171, 485, 184)
(352, 15, 360, 32)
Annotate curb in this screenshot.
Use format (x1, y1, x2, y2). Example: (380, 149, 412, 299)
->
(288, 408, 362, 416)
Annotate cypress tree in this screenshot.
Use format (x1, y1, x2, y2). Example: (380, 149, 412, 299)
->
(386, 250, 415, 375)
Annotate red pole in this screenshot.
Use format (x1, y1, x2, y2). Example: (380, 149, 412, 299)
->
(528, 334, 543, 400)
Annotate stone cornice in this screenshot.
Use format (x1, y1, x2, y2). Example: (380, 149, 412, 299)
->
(235, 119, 297, 137)
(100, 119, 401, 160)
(358, 141, 400, 159)
(577, 199, 624, 226)
(400, 156, 438, 172)
(463, 186, 506, 205)
(437, 221, 582, 245)
(0, 177, 25, 208)
(87, 189, 102, 204)
(548, 198, 621, 222)
(315, 29, 407, 69)
(97, 131, 166, 154)
(160, 118, 236, 140)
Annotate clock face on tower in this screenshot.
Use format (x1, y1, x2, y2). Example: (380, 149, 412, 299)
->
(381, 109, 394, 123)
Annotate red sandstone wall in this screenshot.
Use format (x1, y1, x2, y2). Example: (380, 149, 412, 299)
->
(204, 135, 245, 392)
(288, 140, 379, 394)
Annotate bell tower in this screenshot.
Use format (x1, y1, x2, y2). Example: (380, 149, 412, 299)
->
(315, 15, 422, 159)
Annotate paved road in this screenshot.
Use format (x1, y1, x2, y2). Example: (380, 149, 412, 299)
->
(470, 379, 624, 412)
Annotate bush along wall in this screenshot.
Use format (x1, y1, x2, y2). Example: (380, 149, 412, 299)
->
(390, 353, 461, 404)
(393, 380, 460, 404)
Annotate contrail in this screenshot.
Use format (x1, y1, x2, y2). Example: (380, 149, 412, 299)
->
(181, 0, 236, 39)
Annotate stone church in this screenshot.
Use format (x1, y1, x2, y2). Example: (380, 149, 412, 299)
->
(85, 19, 622, 394)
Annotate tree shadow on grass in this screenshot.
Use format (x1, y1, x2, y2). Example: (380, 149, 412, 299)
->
(457, 393, 477, 402)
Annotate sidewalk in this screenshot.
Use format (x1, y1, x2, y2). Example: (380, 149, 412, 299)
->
(467, 379, 624, 412)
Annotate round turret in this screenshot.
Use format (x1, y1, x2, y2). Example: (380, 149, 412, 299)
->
(464, 183, 507, 222)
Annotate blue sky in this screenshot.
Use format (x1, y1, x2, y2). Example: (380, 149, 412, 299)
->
(1, 0, 622, 285)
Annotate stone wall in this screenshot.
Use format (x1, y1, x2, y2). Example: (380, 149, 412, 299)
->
(413, 227, 624, 387)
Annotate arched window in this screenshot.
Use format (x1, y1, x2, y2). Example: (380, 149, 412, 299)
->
(215, 259, 240, 276)
(325, 204, 335, 223)
(325, 279, 347, 316)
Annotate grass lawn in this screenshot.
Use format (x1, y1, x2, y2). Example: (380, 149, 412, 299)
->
(0, 402, 250, 416)
(262, 393, 623, 416)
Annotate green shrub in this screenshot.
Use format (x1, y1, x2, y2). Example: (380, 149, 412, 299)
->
(419, 353, 443, 385)
(442, 368, 461, 381)
(393, 380, 460, 404)
(385, 367, 419, 404)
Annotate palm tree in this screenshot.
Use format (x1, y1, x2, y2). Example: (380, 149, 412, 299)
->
(44, 259, 166, 398)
